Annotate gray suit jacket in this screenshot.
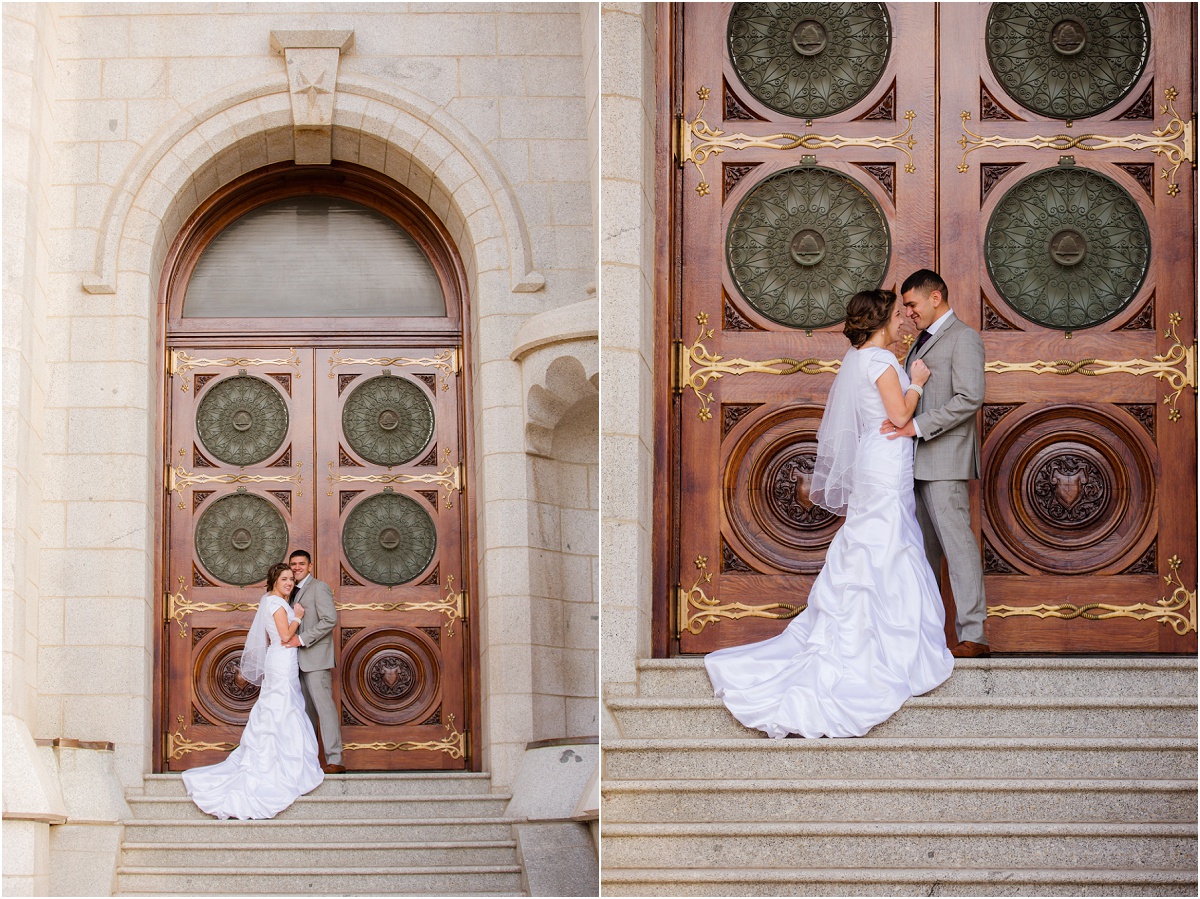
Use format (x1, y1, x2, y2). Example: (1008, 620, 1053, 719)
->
(905, 314, 985, 481)
(293, 575, 337, 672)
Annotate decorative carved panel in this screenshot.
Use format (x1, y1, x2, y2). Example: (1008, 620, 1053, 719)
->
(727, 166, 890, 329)
(195, 376, 289, 466)
(194, 493, 289, 586)
(985, 2, 1150, 119)
(342, 376, 435, 466)
(340, 627, 441, 727)
(727, 2, 892, 118)
(342, 492, 437, 585)
(985, 165, 1150, 329)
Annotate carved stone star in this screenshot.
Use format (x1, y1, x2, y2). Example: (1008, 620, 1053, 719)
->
(293, 67, 331, 106)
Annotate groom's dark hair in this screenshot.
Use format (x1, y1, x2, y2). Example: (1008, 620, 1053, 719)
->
(901, 269, 948, 301)
(289, 549, 312, 563)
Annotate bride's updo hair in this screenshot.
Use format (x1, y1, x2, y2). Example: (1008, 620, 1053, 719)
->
(844, 289, 896, 348)
(266, 562, 291, 593)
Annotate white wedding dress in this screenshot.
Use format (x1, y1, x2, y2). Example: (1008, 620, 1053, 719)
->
(706, 346, 954, 738)
(183, 595, 323, 818)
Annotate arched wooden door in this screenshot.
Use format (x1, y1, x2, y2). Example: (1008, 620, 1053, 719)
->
(156, 164, 477, 771)
(656, 3, 1196, 655)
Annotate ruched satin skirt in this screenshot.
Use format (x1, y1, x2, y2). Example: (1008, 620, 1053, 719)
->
(706, 432, 954, 738)
(183, 644, 323, 819)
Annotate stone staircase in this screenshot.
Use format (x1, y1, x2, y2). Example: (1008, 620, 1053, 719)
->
(601, 657, 1198, 896)
(118, 772, 526, 895)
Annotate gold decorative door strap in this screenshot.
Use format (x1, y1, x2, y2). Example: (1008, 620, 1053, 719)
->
(677, 555, 804, 636)
(168, 348, 301, 392)
(988, 555, 1197, 636)
(985, 314, 1196, 421)
(674, 313, 840, 421)
(344, 715, 467, 759)
(328, 348, 460, 390)
(677, 86, 917, 197)
(958, 87, 1194, 195)
(168, 463, 304, 495)
(166, 719, 237, 760)
(335, 576, 466, 636)
(165, 579, 259, 637)
(326, 460, 461, 508)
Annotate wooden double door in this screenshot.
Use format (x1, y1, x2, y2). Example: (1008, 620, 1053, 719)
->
(660, 3, 1196, 654)
(161, 343, 470, 770)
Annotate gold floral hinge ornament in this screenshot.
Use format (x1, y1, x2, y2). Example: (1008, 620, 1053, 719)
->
(344, 713, 467, 759)
(168, 462, 305, 496)
(985, 312, 1196, 422)
(677, 86, 917, 197)
(958, 87, 1194, 195)
(165, 576, 260, 638)
(328, 348, 460, 390)
(677, 554, 805, 636)
(336, 575, 465, 636)
(326, 460, 461, 508)
(166, 715, 237, 760)
(674, 312, 840, 421)
(168, 348, 301, 392)
(988, 555, 1197, 636)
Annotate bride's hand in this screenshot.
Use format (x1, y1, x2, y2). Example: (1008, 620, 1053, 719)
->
(909, 358, 930, 387)
(294, 603, 306, 620)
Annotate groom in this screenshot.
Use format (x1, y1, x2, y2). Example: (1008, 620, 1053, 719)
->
(285, 549, 345, 772)
(883, 269, 989, 658)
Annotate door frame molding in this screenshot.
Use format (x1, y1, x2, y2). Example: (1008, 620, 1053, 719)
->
(152, 161, 481, 771)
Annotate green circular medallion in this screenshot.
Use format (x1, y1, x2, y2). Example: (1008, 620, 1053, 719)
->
(343, 493, 437, 586)
(194, 493, 289, 586)
(986, 3, 1150, 119)
(342, 376, 435, 467)
(728, 2, 892, 119)
(727, 166, 891, 329)
(985, 166, 1150, 330)
(196, 376, 288, 467)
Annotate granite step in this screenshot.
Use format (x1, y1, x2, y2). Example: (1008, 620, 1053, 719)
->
(600, 866, 1199, 897)
(601, 777, 1198, 823)
(120, 817, 515, 843)
(603, 736, 1197, 781)
(121, 840, 519, 868)
(606, 695, 1196, 739)
(126, 792, 510, 820)
(115, 865, 524, 896)
(601, 821, 1197, 870)
(635, 657, 1199, 699)
(136, 771, 494, 797)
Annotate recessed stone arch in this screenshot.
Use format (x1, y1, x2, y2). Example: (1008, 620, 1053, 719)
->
(85, 72, 544, 298)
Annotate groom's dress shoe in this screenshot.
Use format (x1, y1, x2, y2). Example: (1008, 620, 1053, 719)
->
(951, 641, 990, 658)
(322, 763, 346, 774)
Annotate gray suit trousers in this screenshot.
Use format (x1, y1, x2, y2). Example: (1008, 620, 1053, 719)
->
(300, 668, 342, 765)
(915, 479, 987, 645)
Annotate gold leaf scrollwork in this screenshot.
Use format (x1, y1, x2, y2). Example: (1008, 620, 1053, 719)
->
(326, 460, 461, 508)
(958, 87, 1194, 196)
(166, 575, 260, 639)
(677, 554, 805, 636)
(988, 555, 1196, 636)
(328, 348, 460, 391)
(168, 348, 301, 392)
(165, 718, 238, 760)
(678, 85, 917, 197)
(674, 312, 840, 422)
(344, 714, 467, 759)
(167, 462, 305, 496)
(335, 574, 465, 636)
(985, 312, 1196, 422)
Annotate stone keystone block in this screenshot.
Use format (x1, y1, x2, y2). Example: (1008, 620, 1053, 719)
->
(270, 31, 354, 165)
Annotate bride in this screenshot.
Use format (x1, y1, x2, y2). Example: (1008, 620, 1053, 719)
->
(706, 289, 954, 738)
(183, 562, 324, 818)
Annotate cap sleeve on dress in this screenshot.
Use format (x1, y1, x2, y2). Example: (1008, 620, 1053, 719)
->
(865, 347, 902, 383)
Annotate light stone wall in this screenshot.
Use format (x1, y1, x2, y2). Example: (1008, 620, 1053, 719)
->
(2, 3, 597, 815)
(598, 2, 657, 736)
